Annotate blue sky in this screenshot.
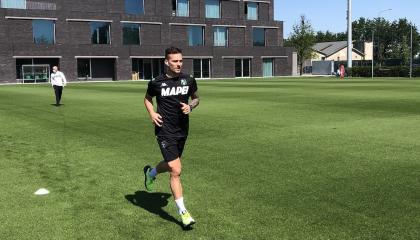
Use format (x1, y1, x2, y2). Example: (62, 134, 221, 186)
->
(275, 0, 420, 38)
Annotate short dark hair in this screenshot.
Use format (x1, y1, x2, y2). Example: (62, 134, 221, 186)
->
(165, 47, 182, 59)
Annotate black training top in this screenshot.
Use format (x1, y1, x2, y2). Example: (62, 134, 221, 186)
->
(146, 73, 198, 137)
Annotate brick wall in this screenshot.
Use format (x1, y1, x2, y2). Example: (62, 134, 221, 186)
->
(0, 0, 293, 82)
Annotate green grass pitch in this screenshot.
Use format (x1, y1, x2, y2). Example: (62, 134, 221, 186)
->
(0, 78, 420, 239)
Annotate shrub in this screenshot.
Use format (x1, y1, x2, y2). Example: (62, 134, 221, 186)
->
(347, 66, 420, 77)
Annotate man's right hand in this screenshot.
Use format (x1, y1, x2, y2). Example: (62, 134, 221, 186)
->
(150, 112, 163, 127)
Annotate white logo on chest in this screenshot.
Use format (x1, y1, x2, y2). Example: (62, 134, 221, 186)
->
(161, 86, 189, 96)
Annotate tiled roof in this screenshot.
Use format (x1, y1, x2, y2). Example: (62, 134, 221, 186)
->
(313, 41, 364, 57)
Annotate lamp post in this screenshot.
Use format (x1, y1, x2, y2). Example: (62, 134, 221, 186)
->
(372, 8, 392, 78)
(371, 30, 374, 78)
(410, 24, 413, 78)
(347, 0, 352, 69)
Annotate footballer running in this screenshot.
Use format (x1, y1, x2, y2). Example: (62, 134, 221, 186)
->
(143, 47, 200, 228)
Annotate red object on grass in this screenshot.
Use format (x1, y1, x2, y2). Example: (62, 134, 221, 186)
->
(340, 65, 345, 79)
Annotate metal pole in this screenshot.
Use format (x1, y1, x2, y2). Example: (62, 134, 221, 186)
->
(410, 25, 413, 78)
(347, 0, 352, 68)
(372, 30, 374, 78)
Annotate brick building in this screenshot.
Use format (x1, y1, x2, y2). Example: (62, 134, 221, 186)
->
(0, 0, 295, 83)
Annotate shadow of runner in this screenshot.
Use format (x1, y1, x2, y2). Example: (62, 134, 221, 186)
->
(125, 191, 192, 230)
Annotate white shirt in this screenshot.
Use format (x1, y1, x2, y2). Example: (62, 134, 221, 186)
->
(51, 71, 67, 87)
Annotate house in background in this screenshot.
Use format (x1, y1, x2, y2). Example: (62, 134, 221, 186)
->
(303, 41, 373, 74)
(313, 41, 373, 62)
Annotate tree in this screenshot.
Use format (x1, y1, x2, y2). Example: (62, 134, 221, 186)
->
(388, 19, 419, 66)
(315, 30, 346, 42)
(315, 17, 420, 66)
(287, 15, 316, 75)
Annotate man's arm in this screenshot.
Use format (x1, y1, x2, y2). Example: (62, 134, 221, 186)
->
(61, 72, 67, 86)
(189, 91, 200, 110)
(180, 91, 200, 114)
(144, 94, 163, 127)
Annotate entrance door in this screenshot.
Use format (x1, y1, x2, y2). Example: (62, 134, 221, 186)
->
(133, 58, 164, 80)
(193, 59, 211, 78)
(91, 58, 115, 80)
(77, 59, 91, 79)
(77, 58, 115, 80)
(263, 58, 273, 77)
(143, 59, 152, 80)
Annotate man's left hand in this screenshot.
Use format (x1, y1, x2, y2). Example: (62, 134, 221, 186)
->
(180, 102, 191, 114)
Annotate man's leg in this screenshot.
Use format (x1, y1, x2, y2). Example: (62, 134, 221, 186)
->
(144, 137, 176, 191)
(144, 160, 168, 191)
(145, 158, 182, 198)
(143, 137, 195, 226)
(168, 158, 195, 227)
(57, 86, 63, 104)
(168, 158, 182, 200)
(53, 85, 60, 105)
(143, 158, 183, 200)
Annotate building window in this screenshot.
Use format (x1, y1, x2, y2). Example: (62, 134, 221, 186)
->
(16, 58, 59, 82)
(123, 23, 140, 45)
(188, 26, 204, 46)
(77, 59, 91, 79)
(193, 59, 210, 78)
(172, 0, 189, 17)
(1, 0, 26, 9)
(205, 0, 220, 18)
(32, 20, 55, 45)
(253, 28, 265, 46)
(125, 0, 144, 15)
(132, 58, 164, 80)
(90, 22, 111, 44)
(263, 58, 274, 77)
(77, 58, 116, 80)
(213, 27, 227, 47)
(235, 59, 251, 77)
(245, 2, 258, 20)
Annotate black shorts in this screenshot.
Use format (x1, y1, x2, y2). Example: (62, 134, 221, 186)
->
(157, 136, 187, 162)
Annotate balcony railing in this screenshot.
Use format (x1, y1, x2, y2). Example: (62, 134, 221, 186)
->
(1, 0, 56, 10)
(27, 1, 56, 10)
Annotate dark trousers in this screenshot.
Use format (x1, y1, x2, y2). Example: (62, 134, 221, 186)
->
(53, 85, 63, 104)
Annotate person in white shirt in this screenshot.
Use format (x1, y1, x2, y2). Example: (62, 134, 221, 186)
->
(50, 66, 67, 106)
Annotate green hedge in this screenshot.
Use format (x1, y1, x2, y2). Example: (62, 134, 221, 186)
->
(347, 66, 420, 77)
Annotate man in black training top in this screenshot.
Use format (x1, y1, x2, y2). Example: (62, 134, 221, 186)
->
(143, 47, 200, 227)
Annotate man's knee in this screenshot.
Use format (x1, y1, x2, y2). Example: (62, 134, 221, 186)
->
(168, 158, 182, 177)
(169, 165, 181, 177)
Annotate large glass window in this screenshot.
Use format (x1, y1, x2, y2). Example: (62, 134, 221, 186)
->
(213, 27, 227, 47)
(90, 22, 111, 44)
(263, 58, 274, 77)
(246, 2, 258, 20)
(253, 28, 265, 46)
(123, 23, 140, 45)
(172, 0, 189, 17)
(235, 59, 251, 77)
(193, 59, 210, 78)
(188, 26, 204, 46)
(77, 59, 91, 79)
(205, 0, 220, 18)
(1, 0, 26, 9)
(125, 0, 144, 15)
(132, 58, 164, 79)
(32, 20, 55, 45)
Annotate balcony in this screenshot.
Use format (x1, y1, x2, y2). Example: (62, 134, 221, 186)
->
(1, 0, 56, 10)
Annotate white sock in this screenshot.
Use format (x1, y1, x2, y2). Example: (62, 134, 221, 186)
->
(149, 168, 158, 178)
(175, 197, 187, 214)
